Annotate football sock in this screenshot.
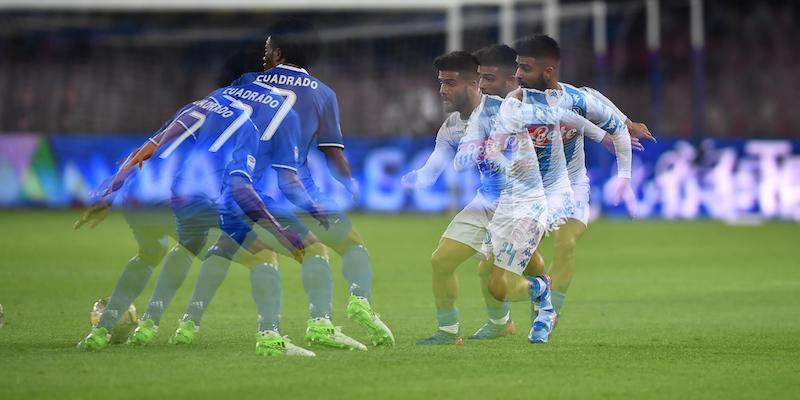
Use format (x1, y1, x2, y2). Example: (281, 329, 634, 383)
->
(436, 308, 459, 334)
(183, 255, 231, 324)
(552, 291, 566, 313)
(97, 256, 154, 330)
(341, 244, 372, 299)
(487, 302, 511, 325)
(250, 263, 281, 333)
(142, 247, 194, 324)
(301, 255, 333, 320)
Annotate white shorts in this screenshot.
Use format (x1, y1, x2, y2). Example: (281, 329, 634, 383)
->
(441, 193, 495, 253)
(545, 189, 576, 232)
(569, 183, 590, 226)
(481, 197, 547, 275)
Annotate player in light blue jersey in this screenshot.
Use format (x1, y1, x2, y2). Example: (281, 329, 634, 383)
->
(76, 83, 313, 355)
(511, 35, 650, 330)
(227, 21, 394, 348)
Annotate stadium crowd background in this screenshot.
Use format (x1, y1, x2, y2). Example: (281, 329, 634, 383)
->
(0, 0, 797, 139)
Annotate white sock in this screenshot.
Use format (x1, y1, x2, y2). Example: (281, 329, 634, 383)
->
(439, 323, 459, 334)
(489, 312, 510, 325)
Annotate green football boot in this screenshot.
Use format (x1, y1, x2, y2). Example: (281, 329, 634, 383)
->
(346, 295, 395, 347)
(77, 327, 110, 351)
(255, 331, 315, 357)
(127, 318, 158, 346)
(170, 320, 199, 345)
(304, 318, 367, 351)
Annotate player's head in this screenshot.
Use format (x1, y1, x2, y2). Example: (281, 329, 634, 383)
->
(473, 44, 519, 98)
(512, 34, 560, 90)
(264, 19, 320, 70)
(434, 51, 480, 113)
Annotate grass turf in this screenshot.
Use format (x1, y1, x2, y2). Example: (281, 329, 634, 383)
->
(0, 211, 798, 399)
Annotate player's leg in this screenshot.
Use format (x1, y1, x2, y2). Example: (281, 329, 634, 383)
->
(548, 218, 587, 313)
(415, 237, 474, 345)
(78, 209, 170, 351)
(243, 247, 313, 357)
(131, 202, 216, 345)
(303, 192, 392, 347)
(470, 256, 516, 340)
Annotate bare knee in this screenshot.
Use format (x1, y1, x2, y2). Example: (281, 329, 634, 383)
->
(431, 249, 458, 276)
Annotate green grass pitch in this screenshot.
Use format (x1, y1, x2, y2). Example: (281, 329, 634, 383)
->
(0, 211, 798, 399)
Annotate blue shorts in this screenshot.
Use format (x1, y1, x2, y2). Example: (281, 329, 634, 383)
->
(220, 194, 309, 250)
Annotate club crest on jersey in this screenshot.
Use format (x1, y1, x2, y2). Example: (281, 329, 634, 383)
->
(247, 155, 256, 171)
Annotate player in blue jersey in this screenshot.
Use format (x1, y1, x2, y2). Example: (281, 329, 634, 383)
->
(227, 21, 394, 348)
(76, 84, 314, 356)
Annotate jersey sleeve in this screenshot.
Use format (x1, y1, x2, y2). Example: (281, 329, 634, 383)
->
(579, 86, 628, 122)
(415, 118, 458, 187)
(225, 123, 260, 183)
(268, 110, 301, 172)
(316, 89, 345, 149)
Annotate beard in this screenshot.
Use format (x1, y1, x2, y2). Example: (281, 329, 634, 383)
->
(518, 74, 548, 91)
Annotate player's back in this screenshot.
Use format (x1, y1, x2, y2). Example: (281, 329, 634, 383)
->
(232, 65, 341, 182)
(164, 82, 293, 201)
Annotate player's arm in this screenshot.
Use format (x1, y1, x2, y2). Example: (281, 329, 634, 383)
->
(316, 90, 360, 199)
(483, 91, 525, 174)
(271, 112, 330, 228)
(227, 130, 306, 260)
(580, 86, 655, 142)
(561, 109, 636, 218)
(453, 106, 485, 172)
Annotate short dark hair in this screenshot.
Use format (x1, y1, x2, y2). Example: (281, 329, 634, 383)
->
(513, 34, 560, 60)
(267, 19, 320, 67)
(434, 51, 479, 76)
(472, 44, 518, 70)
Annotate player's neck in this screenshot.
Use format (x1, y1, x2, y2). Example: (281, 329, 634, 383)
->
(459, 92, 482, 120)
(546, 80, 560, 90)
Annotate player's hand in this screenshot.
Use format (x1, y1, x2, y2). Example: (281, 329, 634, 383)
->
(611, 177, 637, 219)
(310, 208, 331, 230)
(631, 136, 645, 152)
(74, 201, 111, 229)
(346, 177, 361, 203)
(401, 170, 418, 189)
(628, 121, 655, 142)
(275, 227, 306, 263)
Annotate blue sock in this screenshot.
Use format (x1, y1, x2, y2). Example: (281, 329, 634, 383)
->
(98, 256, 154, 330)
(250, 263, 281, 332)
(435, 308, 459, 333)
(552, 291, 566, 313)
(341, 245, 372, 298)
(526, 275, 547, 298)
(142, 247, 194, 324)
(301, 255, 332, 320)
(184, 255, 231, 324)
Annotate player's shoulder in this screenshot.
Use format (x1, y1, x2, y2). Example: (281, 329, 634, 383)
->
(559, 82, 585, 97)
(442, 111, 464, 128)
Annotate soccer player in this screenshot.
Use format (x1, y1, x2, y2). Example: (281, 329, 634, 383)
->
(509, 35, 639, 322)
(77, 82, 312, 356)
(402, 51, 514, 345)
(228, 21, 394, 347)
(471, 81, 612, 344)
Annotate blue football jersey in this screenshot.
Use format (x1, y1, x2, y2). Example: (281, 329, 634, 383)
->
(232, 64, 343, 185)
(156, 81, 300, 202)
